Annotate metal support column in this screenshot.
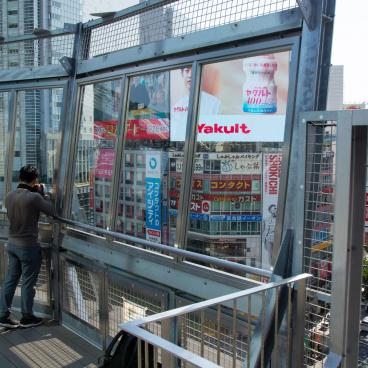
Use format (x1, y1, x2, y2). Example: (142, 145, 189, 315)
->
(329, 111, 367, 367)
(175, 61, 201, 250)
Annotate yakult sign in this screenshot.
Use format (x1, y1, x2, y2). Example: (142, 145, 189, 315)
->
(173, 115, 285, 142)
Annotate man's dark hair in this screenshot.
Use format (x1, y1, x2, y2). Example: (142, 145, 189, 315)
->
(19, 165, 39, 183)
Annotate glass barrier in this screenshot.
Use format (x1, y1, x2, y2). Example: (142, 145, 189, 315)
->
(0, 92, 9, 208)
(116, 69, 190, 246)
(185, 52, 290, 270)
(71, 80, 121, 227)
(12, 88, 63, 190)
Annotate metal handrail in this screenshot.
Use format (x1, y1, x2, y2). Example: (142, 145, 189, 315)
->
(54, 215, 272, 278)
(120, 273, 312, 367)
(122, 273, 310, 325)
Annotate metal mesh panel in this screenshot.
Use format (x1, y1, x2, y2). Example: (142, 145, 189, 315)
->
(359, 177, 368, 366)
(83, 0, 298, 59)
(61, 260, 100, 329)
(179, 309, 249, 367)
(175, 294, 267, 367)
(4, 248, 51, 306)
(303, 122, 336, 366)
(128, 283, 297, 367)
(108, 276, 163, 337)
(0, 35, 75, 71)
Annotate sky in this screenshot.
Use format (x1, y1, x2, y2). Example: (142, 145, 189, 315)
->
(83, 0, 365, 103)
(331, 0, 366, 103)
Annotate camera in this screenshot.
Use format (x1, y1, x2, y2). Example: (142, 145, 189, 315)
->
(34, 183, 45, 196)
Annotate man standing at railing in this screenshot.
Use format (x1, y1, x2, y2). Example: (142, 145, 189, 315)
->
(0, 165, 54, 329)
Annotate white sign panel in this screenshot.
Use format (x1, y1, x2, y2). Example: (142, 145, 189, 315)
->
(171, 114, 285, 142)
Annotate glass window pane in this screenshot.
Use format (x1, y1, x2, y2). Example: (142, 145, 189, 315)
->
(117, 69, 189, 246)
(0, 92, 9, 208)
(186, 52, 290, 271)
(71, 80, 121, 227)
(12, 88, 63, 189)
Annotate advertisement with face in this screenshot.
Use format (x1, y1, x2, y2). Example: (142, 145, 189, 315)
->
(170, 52, 289, 142)
(127, 73, 170, 140)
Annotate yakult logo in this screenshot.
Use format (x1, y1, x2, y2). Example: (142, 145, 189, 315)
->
(198, 123, 251, 135)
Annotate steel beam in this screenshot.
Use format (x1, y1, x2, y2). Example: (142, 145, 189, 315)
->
(61, 233, 258, 301)
(77, 10, 302, 75)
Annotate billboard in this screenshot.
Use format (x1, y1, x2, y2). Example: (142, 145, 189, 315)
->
(170, 52, 289, 142)
(128, 73, 170, 140)
(262, 153, 282, 269)
(95, 148, 115, 179)
(94, 120, 118, 140)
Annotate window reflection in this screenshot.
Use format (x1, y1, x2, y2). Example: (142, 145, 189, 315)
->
(12, 89, 63, 190)
(71, 80, 121, 227)
(185, 52, 290, 270)
(117, 69, 190, 245)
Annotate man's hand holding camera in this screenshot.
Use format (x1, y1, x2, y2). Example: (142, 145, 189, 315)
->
(33, 183, 45, 197)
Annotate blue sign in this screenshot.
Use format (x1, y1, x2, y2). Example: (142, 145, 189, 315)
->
(146, 178, 161, 230)
(168, 210, 261, 222)
(149, 157, 158, 170)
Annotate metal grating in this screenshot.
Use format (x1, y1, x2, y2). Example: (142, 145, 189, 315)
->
(108, 276, 164, 337)
(61, 260, 100, 329)
(303, 122, 336, 367)
(179, 309, 249, 367)
(83, 0, 298, 58)
(359, 181, 368, 366)
(0, 35, 75, 71)
(125, 279, 301, 368)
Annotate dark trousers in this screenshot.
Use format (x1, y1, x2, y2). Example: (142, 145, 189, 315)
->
(0, 244, 42, 318)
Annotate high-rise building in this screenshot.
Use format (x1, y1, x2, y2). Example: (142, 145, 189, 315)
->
(326, 65, 344, 110)
(0, 0, 82, 184)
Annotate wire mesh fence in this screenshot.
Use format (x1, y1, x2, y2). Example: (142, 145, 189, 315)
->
(82, 0, 298, 58)
(61, 259, 101, 329)
(303, 121, 336, 367)
(122, 275, 309, 368)
(107, 275, 165, 337)
(0, 34, 75, 71)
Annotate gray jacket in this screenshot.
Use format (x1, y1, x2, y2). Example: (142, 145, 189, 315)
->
(6, 187, 54, 247)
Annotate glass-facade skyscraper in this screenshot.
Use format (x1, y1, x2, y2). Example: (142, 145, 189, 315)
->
(0, 0, 82, 184)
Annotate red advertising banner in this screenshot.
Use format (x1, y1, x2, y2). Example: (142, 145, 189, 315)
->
(126, 118, 169, 140)
(94, 120, 118, 140)
(95, 148, 115, 179)
(210, 179, 252, 192)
